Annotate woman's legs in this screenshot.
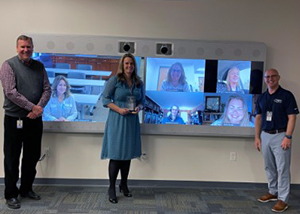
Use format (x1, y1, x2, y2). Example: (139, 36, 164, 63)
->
(119, 160, 132, 196)
(108, 159, 120, 203)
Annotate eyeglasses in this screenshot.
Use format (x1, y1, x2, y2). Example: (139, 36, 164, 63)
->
(264, 75, 278, 79)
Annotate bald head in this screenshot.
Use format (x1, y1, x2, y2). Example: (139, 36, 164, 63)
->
(264, 68, 280, 92)
(265, 68, 279, 76)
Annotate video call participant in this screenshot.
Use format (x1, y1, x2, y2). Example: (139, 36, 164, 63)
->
(160, 62, 190, 92)
(101, 53, 145, 204)
(217, 67, 245, 93)
(0, 35, 51, 209)
(255, 68, 298, 213)
(211, 95, 253, 127)
(43, 75, 78, 121)
(162, 105, 185, 125)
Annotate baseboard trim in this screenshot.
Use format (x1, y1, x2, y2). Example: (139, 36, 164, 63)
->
(0, 178, 299, 189)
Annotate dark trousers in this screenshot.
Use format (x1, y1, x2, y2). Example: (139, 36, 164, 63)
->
(4, 115, 43, 199)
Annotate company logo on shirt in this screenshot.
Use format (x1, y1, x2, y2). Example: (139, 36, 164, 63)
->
(274, 99, 282, 103)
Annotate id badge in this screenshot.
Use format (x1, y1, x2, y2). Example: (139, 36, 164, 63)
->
(266, 111, 272, 121)
(17, 119, 23, 129)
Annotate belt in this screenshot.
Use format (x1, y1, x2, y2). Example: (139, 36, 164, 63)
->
(264, 129, 286, 134)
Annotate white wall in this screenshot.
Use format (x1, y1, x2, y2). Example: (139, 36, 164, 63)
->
(0, 0, 300, 183)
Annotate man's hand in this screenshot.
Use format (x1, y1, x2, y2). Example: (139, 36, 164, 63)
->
(32, 105, 43, 117)
(281, 137, 291, 150)
(255, 138, 262, 152)
(27, 112, 38, 119)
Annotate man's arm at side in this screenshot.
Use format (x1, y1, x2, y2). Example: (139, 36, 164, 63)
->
(31, 67, 52, 117)
(281, 114, 297, 150)
(37, 67, 51, 108)
(255, 114, 262, 151)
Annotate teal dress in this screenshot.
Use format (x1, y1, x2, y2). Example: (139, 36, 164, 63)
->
(101, 75, 145, 160)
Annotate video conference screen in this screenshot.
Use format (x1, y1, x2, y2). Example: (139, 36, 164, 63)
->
(34, 52, 263, 128)
(34, 52, 141, 123)
(144, 57, 264, 127)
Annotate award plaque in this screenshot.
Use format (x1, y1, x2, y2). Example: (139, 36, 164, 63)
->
(127, 96, 136, 111)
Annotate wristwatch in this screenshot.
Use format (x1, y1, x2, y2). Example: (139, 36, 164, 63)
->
(285, 135, 292, 139)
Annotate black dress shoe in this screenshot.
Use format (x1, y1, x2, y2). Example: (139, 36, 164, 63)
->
(109, 197, 118, 204)
(6, 198, 21, 209)
(108, 187, 118, 204)
(21, 191, 41, 200)
(119, 184, 132, 197)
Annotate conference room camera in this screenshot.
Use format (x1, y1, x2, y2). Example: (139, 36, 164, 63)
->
(119, 42, 135, 54)
(156, 43, 173, 55)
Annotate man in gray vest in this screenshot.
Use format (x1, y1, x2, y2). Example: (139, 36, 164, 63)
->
(0, 35, 51, 209)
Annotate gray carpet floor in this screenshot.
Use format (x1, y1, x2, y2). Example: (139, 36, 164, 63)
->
(0, 185, 299, 214)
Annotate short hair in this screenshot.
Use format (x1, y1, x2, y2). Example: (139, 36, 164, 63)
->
(117, 53, 142, 86)
(221, 95, 250, 126)
(51, 75, 71, 98)
(166, 62, 187, 85)
(16, 35, 33, 47)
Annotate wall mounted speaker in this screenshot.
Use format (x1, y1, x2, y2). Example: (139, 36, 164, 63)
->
(119, 41, 135, 54)
(156, 43, 173, 55)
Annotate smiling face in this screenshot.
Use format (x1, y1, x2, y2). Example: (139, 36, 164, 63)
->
(16, 39, 33, 62)
(170, 64, 182, 82)
(228, 67, 240, 85)
(57, 80, 67, 96)
(226, 98, 244, 124)
(171, 106, 179, 118)
(123, 57, 135, 77)
(264, 69, 280, 91)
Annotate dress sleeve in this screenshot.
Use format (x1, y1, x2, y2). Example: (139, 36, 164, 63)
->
(102, 76, 117, 107)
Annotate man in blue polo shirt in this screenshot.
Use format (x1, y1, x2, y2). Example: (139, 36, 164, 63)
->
(255, 68, 298, 213)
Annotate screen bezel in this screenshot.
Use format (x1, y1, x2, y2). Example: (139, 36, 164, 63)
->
(30, 33, 266, 137)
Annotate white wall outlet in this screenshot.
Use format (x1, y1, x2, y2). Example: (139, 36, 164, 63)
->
(45, 147, 50, 157)
(230, 152, 237, 161)
(141, 152, 147, 160)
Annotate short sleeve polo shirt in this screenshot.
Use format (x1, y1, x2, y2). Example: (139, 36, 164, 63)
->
(255, 86, 299, 131)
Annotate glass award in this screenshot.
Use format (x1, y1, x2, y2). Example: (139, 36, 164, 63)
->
(127, 96, 136, 112)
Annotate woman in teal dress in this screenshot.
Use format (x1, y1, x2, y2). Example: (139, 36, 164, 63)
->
(101, 53, 145, 204)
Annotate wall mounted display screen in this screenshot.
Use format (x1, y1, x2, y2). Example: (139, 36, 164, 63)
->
(144, 58, 263, 128)
(34, 52, 142, 123)
(34, 52, 263, 129)
(29, 34, 267, 136)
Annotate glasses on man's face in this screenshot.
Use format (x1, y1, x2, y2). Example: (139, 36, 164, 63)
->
(264, 75, 278, 79)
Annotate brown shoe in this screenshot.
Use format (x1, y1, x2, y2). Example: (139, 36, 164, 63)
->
(271, 200, 288, 212)
(257, 193, 277, 203)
